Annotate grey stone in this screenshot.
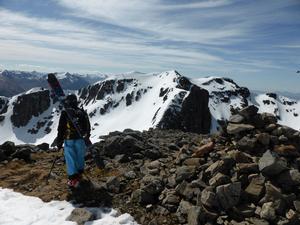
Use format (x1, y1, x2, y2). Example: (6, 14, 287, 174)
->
(228, 150, 253, 163)
(183, 158, 202, 166)
(176, 200, 193, 215)
(236, 163, 259, 174)
(66, 208, 94, 225)
(261, 113, 277, 124)
(106, 176, 120, 193)
(147, 160, 161, 169)
(201, 187, 219, 208)
(227, 123, 255, 134)
(239, 105, 259, 119)
(205, 158, 235, 176)
(216, 182, 241, 210)
(258, 150, 287, 176)
(256, 133, 270, 146)
(278, 135, 288, 142)
(209, 172, 231, 186)
(277, 169, 300, 186)
(260, 202, 276, 221)
(246, 217, 270, 225)
(124, 171, 136, 179)
(162, 192, 180, 206)
(265, 124, 277, 132)
(229, 114, 245, 124)
(187, 206, 201, 225)
(237, 136, 257, 151)
(175, 166, 196, 183)
(293, 200, 300, 212)
(259, 182, 283, 204)
(1, 141, 16, 156)
(11, 147, 31, 162)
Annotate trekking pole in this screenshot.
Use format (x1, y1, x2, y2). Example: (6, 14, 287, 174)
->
(45, 148, 63, 184)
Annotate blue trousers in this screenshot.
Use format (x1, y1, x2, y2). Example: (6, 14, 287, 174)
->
(64, 139, 86, 177)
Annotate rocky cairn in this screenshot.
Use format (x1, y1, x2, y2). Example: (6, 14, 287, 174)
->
(1, 105, 300, 225)
(89, 105, 300, 225)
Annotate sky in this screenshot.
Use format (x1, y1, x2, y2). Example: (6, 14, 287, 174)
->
(0, 0, 299, 93)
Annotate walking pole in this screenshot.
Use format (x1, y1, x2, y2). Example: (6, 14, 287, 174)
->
(45, 148, 63, 184)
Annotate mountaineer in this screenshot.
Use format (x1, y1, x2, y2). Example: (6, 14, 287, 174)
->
(56, 93, 91, 188)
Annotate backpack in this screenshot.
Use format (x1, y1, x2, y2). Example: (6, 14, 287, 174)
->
(64, 107, 90, 139)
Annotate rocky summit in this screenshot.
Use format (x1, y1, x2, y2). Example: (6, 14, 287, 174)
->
(0, 105, 300, 225)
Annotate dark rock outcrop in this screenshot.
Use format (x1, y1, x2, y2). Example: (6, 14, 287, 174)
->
(158, 85, 211, 134)
(10, 90, 50, 127)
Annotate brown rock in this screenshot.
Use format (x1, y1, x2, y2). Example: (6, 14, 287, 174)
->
(192, 141, 214, 157)
(245, 175, 265, 202)
(273, 145, 299, 157)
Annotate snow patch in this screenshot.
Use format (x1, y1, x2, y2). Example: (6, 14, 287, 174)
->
(0, 188, 138, 225)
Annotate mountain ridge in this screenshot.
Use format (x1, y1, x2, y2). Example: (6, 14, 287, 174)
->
(0, 70, 299, 145)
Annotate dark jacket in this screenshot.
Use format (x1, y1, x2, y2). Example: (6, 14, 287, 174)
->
(57, 107, 91, 146)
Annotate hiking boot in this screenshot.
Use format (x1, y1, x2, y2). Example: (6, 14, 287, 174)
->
(67, 178, 80, 188)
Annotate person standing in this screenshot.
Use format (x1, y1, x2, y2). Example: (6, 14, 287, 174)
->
(56, 94, 91, 188)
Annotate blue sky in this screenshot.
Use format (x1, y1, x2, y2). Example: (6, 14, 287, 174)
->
(0, 0, 299, 93)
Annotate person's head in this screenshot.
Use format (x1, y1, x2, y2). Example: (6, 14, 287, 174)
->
(65, 94, 78, 108)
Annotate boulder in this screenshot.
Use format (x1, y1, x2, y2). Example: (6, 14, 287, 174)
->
(227, 123, 255, 135)
(228, 150, 253, 163)
(106, 176, 120, 193)
(66, 208, 94, 225)
(258, 150, 287, 176)
(237, 136, 257, 152)
(273, 145, 299, 157)
(261, 113, 278, 124)
(37, 142, 49, 151)
(11, 147, 31, 162)
(260, 202, 276, 221)
(256, 133, 270, 146)
(239, 105, 259, 119)
(1, 141, 16, 156)
(175, 166, 196, 183)
(216, 182, 241, 210)
(277, 169, 300, 186)
(192, 141, 214, 157)
(200, 187, 219, 208)
(236, 163, 259, 175)
(245, 175, 265, 202)
(0, 149, 8, 162)
(229, 114, 245, 124)
(208, 172, 231, 187)
(205, 158, 235, 176)
(187, 206, 202, 225)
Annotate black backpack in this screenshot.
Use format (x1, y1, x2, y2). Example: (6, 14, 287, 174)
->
(64, 107, 90, 139)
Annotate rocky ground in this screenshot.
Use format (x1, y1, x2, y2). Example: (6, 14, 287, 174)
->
(1, 105, 300, 225)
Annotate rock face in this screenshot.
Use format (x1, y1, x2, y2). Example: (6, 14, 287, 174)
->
(158, 85, 211, 133)
(11, 90, 50, 127)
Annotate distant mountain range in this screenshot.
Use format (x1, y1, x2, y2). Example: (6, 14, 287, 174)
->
(0, 70, 106, 97)
(0, 70, 299, 145)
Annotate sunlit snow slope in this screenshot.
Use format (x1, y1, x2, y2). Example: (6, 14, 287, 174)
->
(0, 71, 299, 145)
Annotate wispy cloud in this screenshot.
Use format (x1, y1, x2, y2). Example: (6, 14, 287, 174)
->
(0, 0, 299, 83)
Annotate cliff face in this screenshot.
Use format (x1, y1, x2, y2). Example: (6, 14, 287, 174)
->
(157, 85, 211, 133)
(11, 90, 51, 127)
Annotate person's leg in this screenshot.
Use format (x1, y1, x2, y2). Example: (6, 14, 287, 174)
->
(64, 140, 78, 178)
(74, 139, 86, 174)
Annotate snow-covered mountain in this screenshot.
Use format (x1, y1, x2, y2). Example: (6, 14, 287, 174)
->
(0, 70, 106, 97)
(0, 70, 299, 145)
